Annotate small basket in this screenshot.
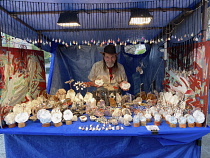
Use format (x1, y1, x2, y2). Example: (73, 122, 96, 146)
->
(188, 123, 195, 128)
(133, 122, 140, 127)
(195, 122, 202, 127)
(42, 122, 51, 127)
(54, 122, 62, 127)
(8, 123, 16, 128)
(18, 122, 25, 128)
(179, 123, 186, 128)
(169, 123, 176, 128)
(65, 120, 72, 125)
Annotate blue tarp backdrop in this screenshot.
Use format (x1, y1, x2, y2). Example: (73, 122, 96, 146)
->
(47, 43, 164, 95)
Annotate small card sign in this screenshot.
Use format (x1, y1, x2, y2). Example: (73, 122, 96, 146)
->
(146, 125, 160, 131)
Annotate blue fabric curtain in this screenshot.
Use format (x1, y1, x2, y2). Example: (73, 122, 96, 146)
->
(47, 42, 57, 94)
(48, 44, 164, 95)
(4, 134, 201, 158)
(119, 44, 164, 94)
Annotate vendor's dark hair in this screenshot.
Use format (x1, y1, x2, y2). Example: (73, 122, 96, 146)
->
(103, 55, 118, 71)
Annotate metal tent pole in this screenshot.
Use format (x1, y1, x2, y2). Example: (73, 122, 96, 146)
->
(202, 0, 208, 42)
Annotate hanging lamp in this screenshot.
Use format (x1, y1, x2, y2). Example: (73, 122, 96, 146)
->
(57, 12, 81, 27)
(129, 8, 153, 25)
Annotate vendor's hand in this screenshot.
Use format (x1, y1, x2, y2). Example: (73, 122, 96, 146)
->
(93, 82, 101, 87)
(119, 81, 131, 91)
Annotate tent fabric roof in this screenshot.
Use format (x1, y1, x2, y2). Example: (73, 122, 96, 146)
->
(0, 0, 204, 50)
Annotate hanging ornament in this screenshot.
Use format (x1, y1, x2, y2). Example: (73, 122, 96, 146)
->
(52, 38, 54, 41)
(117, 38, 120, 42)
(62, 41, 65, 45)
(194, 37, 198, 41)
(184, 34, 187, 38)
(174, 35, 177, 39)
(73, 41, 76, 45)
(78, 45, 81, 49)
(167, 37, 171, 41)
(69, 41, 72, 46)
(55, 39, 58, 43)
(191, 33, 194, 37)
(180, 37, 183, 40)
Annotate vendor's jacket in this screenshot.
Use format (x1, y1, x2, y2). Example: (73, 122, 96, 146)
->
(88, 61, 127, 90)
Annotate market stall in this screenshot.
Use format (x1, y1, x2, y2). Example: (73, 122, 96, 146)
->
(0, 0, 210, 158)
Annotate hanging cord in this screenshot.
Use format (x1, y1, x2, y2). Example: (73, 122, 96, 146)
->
(149, 58, 164, 92)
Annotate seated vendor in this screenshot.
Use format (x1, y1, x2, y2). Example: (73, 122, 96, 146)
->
(88, 44, 130, 92)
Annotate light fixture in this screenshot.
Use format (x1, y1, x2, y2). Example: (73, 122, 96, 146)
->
(57, 12, 81, 27)
(129, 8, 153, 25)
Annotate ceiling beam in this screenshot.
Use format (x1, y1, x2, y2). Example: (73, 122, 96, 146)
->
(9, 8, 191, 16)
(0, 5, 37, 33)
(38, 27, 165, 33)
